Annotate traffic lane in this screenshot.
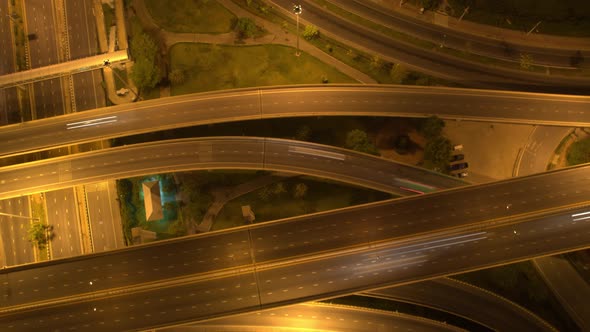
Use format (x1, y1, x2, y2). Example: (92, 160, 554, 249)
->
(25, 0, 58, 68)
(4, 86, 590, 157)
(0, 197, 34, 267)
(255, 206, 590, 308)
(0, 89, 261, 156)
(260, 87, 590, 124)
(0, 88, 19, 125)
(32, 79, 65, 119)
(333, 0, 578, 68)
(0, 1, 15, 75)
(1, 273, 460, 332)
(367, 278, 555, 332)
(2, 139, 590, 266)
(194, 302, 461, 332)
(263, 138, 464, 194)
(0, 272, 261, 331)
(250, 163, 590, 262)
(271, 0, 590, 92)
(0, 138, 267, 199)
(1, 229, 253, 307)
(44, 188, 82, 259)
(66, 0, 97, 60)
(72, 70, 106, 111)
(85, 182, 122, 252)
(3, 202, 590, 321)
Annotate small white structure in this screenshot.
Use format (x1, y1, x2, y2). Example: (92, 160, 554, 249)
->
(241, 205, 255, 223)
(143, 181, 163, 221)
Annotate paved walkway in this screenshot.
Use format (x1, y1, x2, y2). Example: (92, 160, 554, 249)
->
(372, 0, 590, 50)
(131, 0, 376, 84)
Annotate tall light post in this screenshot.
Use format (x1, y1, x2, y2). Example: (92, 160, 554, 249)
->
(293, 4, 302, 56)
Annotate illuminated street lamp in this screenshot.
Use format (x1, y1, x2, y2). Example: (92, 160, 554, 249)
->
(293, 4, 302, 56)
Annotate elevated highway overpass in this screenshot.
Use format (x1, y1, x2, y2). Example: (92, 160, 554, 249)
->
(0, 50, 128, 89)
(2, 84, 590, 158)
(1, 138, 590, 329)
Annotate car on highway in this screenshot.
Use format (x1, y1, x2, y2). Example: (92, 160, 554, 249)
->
(450, 154, 464, 162)
(454, 171, 468, 178)
(449, 162, 468, 171)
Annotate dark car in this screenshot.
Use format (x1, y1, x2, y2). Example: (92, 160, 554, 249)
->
(449, 162, 469, 171)
(450, 154, 464, 162)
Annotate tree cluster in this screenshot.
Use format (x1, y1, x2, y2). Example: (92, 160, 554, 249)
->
(419, 116, 452, 172)
(345, 129, 380, 155)
(130, 32, 162, 93)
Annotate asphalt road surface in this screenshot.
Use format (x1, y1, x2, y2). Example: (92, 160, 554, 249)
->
(0, 197, 34, 267)
(66, 0, 105, 113)
(330, 0, 585, 68)
(0, 1, 19, 125)
(1, 205, 588, 330)
(2, 158, 590, 306)
(0, 137, 465, 200)
(2, 85, 590, 158)
(270, 0, 590, 94)
(366, 278, 555, 331)
(44, 188, 82, 259)
(185, 302, 465, 332)
(85, 181, 124, 252)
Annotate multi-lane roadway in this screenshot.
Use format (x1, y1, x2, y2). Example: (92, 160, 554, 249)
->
(2, 200, 588, 330)
(0, 137, 463, 200)
(2, 85, 590, 158)
(270, 0, 590, 94)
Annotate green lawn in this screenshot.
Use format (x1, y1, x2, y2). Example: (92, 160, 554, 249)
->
(212, 177, 391, 231)
(169, 43, 357, 95)
(144, 0, 235, 33)
(566, 136, 590, 165)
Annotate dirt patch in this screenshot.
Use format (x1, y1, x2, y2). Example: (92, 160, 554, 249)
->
(375, 119, 425, 165)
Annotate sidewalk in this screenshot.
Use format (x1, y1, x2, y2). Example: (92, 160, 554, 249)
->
(372, 0, 590, 50)
(131, 0, 376, 84)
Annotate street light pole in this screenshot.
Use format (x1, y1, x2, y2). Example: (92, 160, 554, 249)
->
(293, 4, 302, 57)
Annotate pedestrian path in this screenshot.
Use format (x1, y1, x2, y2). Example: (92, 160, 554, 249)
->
(131, 0, 376, 84)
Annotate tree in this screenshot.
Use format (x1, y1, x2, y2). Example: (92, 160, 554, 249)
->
(130, 57, 161, 92)
(370, 55, 382, 70)
(258, 186, 273, 201)
(293, 183, 308, 199)
(234, 17, 258, 39)
(130, 32, 161, 92)
(302, 25, 319, 40)
(520, 53, 533, 70)
(295, 125, 312, 141)
(393, 134, 411, 154)
(419, 116, 445, 139)
(273, 182, 287, 196)
(28, 222, 52, 250)
(169, 69, 185, 85)
(389, 63, 408, 84)
(423, 136, 452, 171)
(345, 129, 379, 155)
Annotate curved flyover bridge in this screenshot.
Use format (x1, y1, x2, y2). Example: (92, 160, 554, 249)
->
(0, 138, 588, 330)
(2, 84, 590, 158)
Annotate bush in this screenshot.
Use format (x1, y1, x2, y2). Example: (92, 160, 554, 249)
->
(566, 137, 590, 165)
(303, 24, 319, 40)
(234, 17, 258, 39)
